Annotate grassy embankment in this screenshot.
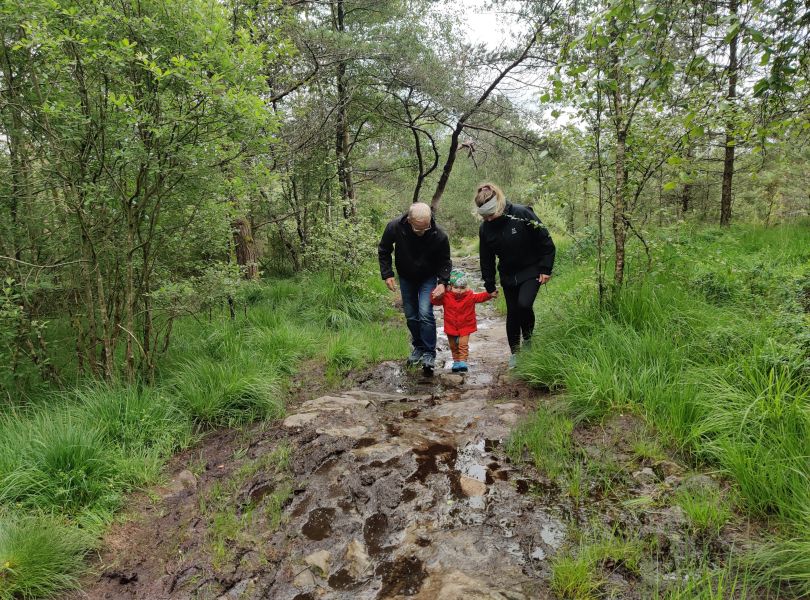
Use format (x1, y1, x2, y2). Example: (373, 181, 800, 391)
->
(0, 270, 407, 599)
(509, 223, 809, 597)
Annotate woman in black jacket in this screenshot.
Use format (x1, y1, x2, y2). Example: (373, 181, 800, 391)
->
(475, 183, 556, 367)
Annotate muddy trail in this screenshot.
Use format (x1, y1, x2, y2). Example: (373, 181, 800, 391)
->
(70, 258, 758, 600)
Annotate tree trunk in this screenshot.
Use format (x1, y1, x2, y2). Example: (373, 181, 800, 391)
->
(232, 217, 259, 279)
(720, 0, 738, 227)
(0, 36, 30, 262)
(611, 40, 627, 287)
(681, 143, 693, 214)
(332, 0, 356, 218)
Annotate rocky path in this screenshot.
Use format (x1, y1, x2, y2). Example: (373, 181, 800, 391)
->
(70, 259, 755, 600)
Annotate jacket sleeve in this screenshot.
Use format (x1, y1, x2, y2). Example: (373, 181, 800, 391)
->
(479, 225, 497, 293)
(472, 291, 493, 303)
(436, 231, 452, 285)
(378, 221, 396, 280)
(524, 206, 556, 276)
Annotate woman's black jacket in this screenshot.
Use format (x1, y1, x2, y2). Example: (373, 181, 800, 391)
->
(479, 202, 556, 293)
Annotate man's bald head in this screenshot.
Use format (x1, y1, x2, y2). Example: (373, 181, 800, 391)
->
(407, 203, 432, 236)
(408, 202, 431, 221)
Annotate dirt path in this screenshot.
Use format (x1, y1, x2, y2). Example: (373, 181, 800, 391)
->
(69, 259, 755, 600)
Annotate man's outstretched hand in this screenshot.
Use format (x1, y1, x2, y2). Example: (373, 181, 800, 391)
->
(385, 277, 396, 292)
(431, 283, 446, 299)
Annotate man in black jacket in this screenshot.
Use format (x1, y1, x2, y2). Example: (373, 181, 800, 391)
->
(378, 202, 452, 373)
(475, 183, 555, 367)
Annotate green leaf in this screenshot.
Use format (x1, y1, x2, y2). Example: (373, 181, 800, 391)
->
(663, 181, 678, 191)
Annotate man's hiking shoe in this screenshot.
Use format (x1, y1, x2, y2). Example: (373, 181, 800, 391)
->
(457, 361, 468, 372)
(421, 353, 435, 375)
(508, 354, 517, 370)
(406, 348, 423, 366)
(451, 361, 462, 372)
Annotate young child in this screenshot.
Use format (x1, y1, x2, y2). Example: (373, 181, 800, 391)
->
(430, 269, 495, 372)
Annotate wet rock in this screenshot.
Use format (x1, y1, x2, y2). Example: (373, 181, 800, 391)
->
(283, 413, 319, 428)
(304, 550, 331, 576)
(439, 373, 464, 385)
(345, 538, 371, 579)
(316, 425, 368, 438)
(459, 475, 487, 497)
(632, 467, 658, 485)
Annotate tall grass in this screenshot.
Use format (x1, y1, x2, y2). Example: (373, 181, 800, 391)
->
(0, 266, 407, 599)
(0, 512, 93, 600)
(517, 223, 810, 594)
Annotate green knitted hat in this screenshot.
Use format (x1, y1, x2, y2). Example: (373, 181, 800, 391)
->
(449, 269, 468, 288)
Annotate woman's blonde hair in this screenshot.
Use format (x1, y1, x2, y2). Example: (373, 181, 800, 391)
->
(473, 182, 506, 218)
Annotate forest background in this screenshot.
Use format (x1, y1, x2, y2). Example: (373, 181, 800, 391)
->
(0, 0, 808, 598)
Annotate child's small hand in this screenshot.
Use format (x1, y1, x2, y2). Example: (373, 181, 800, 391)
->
(490, 290, 499, 298)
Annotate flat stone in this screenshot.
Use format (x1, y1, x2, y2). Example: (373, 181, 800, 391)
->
(345, 539, 371, 578)
(217, 578, 253, 599)
(301, 395, 370, 412)
(418, 570, 528, 600)
(177, 469, 197, 492)
(283, 413, 319, 428)
(656, 460, 685, 477)
(293, 568, 316, 588)
(304, 550, 331, 576)
(494, 403, 521, 411)
(632, 467, 658, 485)
(439, 373, 464, 385)
(459, 475, 487, 497)
(678, 473, 719, 494)
(344, 389, 424, 404)
(498, 413, 520, 425)
(316, 425, 368, 439)
(162, 469, 197, 497)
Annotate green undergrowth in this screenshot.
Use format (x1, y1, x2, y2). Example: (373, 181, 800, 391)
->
(515, 223, 810, 595)
(0, 267, 407, 598)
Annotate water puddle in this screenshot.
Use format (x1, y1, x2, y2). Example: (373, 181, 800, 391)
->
(328, 568, 363, 590)
(363, 513, 390, 557)
(301, 507, 336, 540)
(376, 555, 426, 597)
(409, 443, 457, 483)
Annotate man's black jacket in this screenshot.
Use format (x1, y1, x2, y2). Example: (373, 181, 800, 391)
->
(479, 202, 556, 292)
(378, 213, 452, 284)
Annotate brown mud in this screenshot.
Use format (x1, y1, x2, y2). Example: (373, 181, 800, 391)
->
(67, 259, 762, 600)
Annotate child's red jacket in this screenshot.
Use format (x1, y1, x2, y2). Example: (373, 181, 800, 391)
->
(430, 289, 493, 336)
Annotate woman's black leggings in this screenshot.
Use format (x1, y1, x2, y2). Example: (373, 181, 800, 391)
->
(502, 278, 541, 353)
